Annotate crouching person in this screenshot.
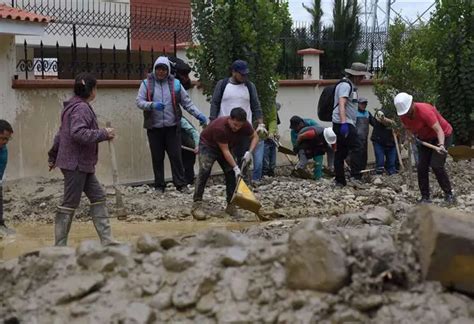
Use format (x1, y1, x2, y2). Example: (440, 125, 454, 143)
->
(48, 73, 117, 246)
(192, 108, 259, 220)
(292, 122, 337, 177)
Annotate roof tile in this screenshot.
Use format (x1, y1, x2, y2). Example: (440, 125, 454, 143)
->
(0, 4, 52, 23)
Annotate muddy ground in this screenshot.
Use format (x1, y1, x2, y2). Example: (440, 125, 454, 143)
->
(0, 160, 473, 323)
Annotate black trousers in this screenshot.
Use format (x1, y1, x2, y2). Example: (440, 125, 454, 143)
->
(193, 143, 236, 203)
(61, 169, 106, 208)
(333, 123, 359, 185)
(182, 149, 196, 185)
(147, 126, 186, 189)
(417, 135, 453, 198)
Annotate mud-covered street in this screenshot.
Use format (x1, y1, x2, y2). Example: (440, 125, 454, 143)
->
(0, 160, 473, 323)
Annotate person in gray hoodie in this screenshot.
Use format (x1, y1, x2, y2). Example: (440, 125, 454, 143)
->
(48, 73, 117, 246)
(136, 56, 208, 193)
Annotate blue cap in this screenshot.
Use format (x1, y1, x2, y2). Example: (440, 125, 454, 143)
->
(231, 60, 249, 75)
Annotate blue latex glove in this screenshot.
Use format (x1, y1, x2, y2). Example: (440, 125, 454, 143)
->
(153, 102, 165, 111)
(197, 113, 208, 126)
(340, 123, 349, 137)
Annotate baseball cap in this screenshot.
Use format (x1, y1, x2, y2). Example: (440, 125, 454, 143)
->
(231, 60, 249, 75)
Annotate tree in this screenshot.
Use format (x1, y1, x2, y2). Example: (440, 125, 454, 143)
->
(430, 0, 473, 144)
(188, 0, 291, 126)
(320, 0, 362, 78)
(303, 0, 324, 46)
(374, 19, 439, 118)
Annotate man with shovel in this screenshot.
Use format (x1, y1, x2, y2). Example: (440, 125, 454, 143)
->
(192, 108, 259, 220)
(394, 92, 455, 204)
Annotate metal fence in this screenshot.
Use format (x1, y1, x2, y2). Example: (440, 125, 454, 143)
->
(15, 38, 178, 80)
(12, 0, 192, 43)
(277, 23, 388, 79)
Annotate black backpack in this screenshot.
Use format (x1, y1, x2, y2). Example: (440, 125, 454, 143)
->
(317, 79, 352, 122)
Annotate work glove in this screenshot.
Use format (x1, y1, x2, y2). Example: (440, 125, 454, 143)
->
(243, 151, 252, 164)
(153, 102, 165, 111)
(197, 113, 208, 126)
(340, 123, 349, 137)
(256, 123, 268, 137)
(233, 166, 241, 178)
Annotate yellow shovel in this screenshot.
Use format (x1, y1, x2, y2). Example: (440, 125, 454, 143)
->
(229, 160, 267, 221)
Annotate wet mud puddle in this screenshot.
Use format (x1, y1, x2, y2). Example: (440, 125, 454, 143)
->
(0, 220, 256, 260)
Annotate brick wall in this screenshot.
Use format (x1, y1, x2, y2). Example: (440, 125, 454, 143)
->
(130, 0, 191, 52)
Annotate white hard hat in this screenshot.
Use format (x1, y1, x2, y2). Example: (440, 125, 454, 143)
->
(394, 92, 413, 116)
(323, 127, 337, 145)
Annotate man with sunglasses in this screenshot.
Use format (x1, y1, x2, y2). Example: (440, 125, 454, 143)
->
(0, 120, 14, 235)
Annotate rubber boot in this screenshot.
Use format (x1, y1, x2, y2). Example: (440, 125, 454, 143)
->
(54, 206, 74, 246)
(90, 201, 118, 245)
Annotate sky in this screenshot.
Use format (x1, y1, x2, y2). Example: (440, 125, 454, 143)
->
(288, 0, 437, 28)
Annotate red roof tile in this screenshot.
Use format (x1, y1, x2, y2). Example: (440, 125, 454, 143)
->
(0, 4, 52, 23)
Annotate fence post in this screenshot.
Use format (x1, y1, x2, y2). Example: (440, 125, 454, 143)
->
(85, 43, 89, 72)
(150, 47, 154, 73)
(113, 45, 117, 79)
(174, 31, 177, 57)
(138, 45, 143, 79)
(127, 28, 131, 80)
(24, 39, 28, 80)
(56, 41, 60, 76)
(99, 44, 104, 79)
(40, 41, 44, 79)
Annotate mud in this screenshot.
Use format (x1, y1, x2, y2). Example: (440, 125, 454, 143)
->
(3, 160, 473, 224)
(0, 160, 473, 322)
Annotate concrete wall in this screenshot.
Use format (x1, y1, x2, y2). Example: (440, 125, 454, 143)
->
(4, 82, 382, 185)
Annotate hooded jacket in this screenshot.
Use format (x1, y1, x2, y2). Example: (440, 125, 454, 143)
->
(136, 56, 202, 129)
(48, 96, 109, 173)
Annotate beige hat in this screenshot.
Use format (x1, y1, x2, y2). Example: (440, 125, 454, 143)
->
(344, 62, 372, 77)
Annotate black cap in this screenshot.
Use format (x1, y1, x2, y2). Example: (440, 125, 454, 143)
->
(290, 116, 304, 130)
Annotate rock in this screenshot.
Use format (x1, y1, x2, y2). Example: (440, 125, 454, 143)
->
(196, 293, 216, 314)
(230, 275, 249, 301)
(196, 229, 242, 248)
(221, 247, 248, 267)
(362, 206, 394, 225)
(351, 294, 384, 311)
(39, 247, 75, 262)
(136, 234, 160, 254)
(413, 206, 474, 295)
(123, 302, 155, 324)
(160, 237, 180, 250)
(162, 247, 196, 272)
(37, 274, 105, 305)
(373, 177, 383, 185)
(286, 218, 348, 293)
(172, 266, 218, 309)
(150, 288, 172, 310)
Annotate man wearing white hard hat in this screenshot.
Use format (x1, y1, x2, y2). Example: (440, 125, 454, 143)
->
(394, 92, 455, 204)
(332, 62, 372, 187)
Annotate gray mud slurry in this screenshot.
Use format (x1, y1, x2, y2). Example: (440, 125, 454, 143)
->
(0, 220, 257, 260)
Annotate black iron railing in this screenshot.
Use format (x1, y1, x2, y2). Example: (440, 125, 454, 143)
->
(15, 38, 178, 80)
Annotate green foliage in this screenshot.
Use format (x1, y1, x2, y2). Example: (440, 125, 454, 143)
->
(303, 0, 324, 45)
(374, 19, 439, 118)
(188, 0, 291, 126)
(431, 0, 474, 144)
(321, 0, 362, 78)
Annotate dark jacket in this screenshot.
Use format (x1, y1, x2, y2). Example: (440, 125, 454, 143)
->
(370, 109, 395, 146)
(0, 146, 7, 180)
(48, 96, 109, 173)
(209, 77, 262, 123)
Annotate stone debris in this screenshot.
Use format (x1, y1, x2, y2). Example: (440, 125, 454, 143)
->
(1, 205, 473, 323)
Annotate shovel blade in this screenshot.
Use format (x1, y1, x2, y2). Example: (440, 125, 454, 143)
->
(277, 145, 297, 156)
(448, 146, 474, 161)
(230, 178, 262, 215)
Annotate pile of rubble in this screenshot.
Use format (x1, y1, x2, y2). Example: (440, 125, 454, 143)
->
(3, 160, 473, 224)
(1, 205, 473, 323)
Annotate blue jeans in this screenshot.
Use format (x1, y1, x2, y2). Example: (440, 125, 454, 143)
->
(373, 142, 397, 175)
(263, 139, 277, 176)
(252, 140, 265, 181)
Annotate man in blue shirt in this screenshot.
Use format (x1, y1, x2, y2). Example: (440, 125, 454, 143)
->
(0, 120, 14, 235)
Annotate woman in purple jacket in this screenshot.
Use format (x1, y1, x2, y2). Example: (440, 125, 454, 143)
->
(48, 73, 117, 246)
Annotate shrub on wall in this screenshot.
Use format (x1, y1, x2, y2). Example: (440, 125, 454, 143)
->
(188, 0, 291, 126)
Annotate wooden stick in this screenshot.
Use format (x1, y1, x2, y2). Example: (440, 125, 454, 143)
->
(181, 145, 195, 153)
(106, 122, 124, 209)
(392, 130, 404, 171)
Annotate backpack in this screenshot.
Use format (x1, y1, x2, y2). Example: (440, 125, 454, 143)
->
(317, 79, 352, 122)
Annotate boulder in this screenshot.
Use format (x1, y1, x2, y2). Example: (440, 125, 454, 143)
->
(286, 218, 348, 293)
(414, 205, 474, 295)
(136, 234, 160, 254)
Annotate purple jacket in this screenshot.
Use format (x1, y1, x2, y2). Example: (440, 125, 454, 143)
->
(48, 96, 109, 173)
